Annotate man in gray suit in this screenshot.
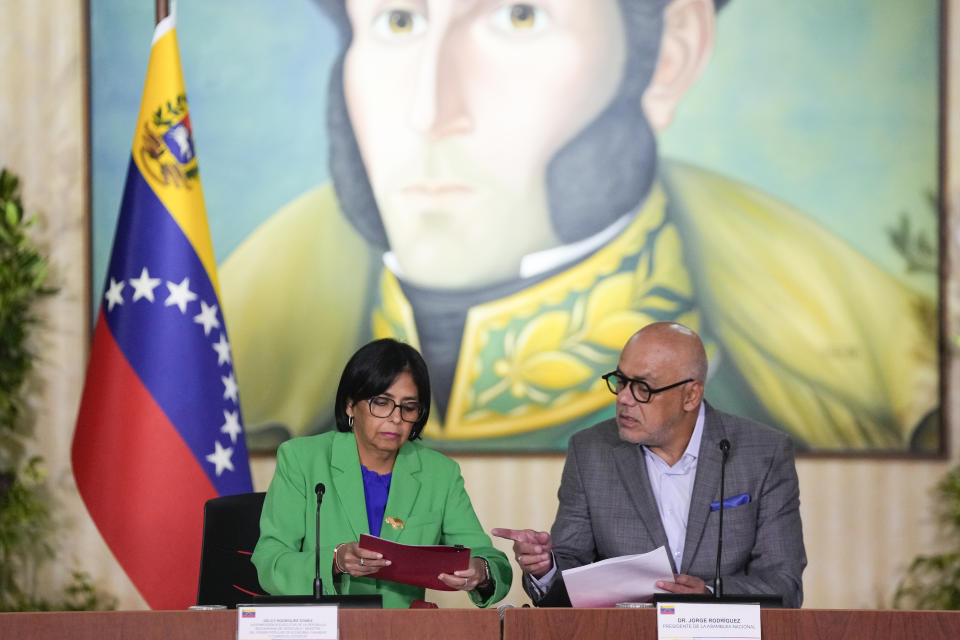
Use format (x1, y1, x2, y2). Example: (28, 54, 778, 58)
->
(494, 322, 806, 608)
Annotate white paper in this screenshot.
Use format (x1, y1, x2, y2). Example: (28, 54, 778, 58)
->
(656, 602, 761, 639)
(236, 604, 338, 640)
(561, 545, 675, 607)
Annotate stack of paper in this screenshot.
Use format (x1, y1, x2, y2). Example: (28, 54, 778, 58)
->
(562, 546, 675, 607)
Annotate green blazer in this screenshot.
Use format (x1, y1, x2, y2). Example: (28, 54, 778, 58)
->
(252, 431, 511, 608)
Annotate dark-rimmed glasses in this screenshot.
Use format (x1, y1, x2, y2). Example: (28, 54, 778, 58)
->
(367, 396, 423, 423)
(601, 371, 693, 403)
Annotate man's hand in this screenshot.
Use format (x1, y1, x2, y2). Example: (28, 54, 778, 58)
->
(656, 573, 709, 594)
(491, 528, 553, 578)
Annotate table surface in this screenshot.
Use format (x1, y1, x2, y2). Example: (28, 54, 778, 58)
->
(2, 606, 960, 640)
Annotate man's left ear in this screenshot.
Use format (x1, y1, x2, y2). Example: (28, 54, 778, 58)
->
(641, 0, 716, 132)
(683, 380, 705, 412)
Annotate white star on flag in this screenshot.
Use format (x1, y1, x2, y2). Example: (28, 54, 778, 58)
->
(129, 267, 162, 302)
(212, 333, 232, 366)
(104, 277, 125, 311)
(205, 440, 235, 476)
(221, 372, 239, 403)
(220, 409, 243, 444)
(193, 300, 221, 336)
(164, 277, 198, 313)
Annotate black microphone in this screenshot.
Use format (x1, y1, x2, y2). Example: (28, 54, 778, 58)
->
(314, 482, 326, 600)
(714, 439, 730, 598)
(251, 480, 382, 606)
(652, 437, 782, 608)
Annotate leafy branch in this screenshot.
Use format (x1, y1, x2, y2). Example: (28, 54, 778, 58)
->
(893, 465, 960, 610)
(0, 167, 115, 611)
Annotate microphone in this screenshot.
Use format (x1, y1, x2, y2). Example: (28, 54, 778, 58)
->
(251, 480, 382, 606)
(314, 482, 326, 599)
(714, 439, 730, 598)
(652, 437, 782, 607)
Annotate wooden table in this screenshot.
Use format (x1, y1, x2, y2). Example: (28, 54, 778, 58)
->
(0, 608, 500, 640)
(4, 606, 960, 639)
(501, 607, 960, 639)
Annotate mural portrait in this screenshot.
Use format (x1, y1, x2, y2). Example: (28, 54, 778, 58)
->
(91, 0, 941, 454)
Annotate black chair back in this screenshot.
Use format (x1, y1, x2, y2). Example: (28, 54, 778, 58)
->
(196, 491, 267, 608)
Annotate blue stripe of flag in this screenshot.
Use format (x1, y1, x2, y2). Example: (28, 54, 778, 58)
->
(102, 160, 251, 495)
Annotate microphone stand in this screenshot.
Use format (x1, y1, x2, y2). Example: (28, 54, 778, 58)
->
(653, 438, 783, 608)
(249, 482, 382, 609)
(314, 482, 325, 599)
(715, 439, 730, 598)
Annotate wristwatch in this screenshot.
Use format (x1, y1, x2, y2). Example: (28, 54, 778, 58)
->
(476, 558, 493, 589)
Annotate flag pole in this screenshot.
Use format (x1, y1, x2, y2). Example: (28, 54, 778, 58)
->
(73, 0, 254, 608)
(155, 0, 169, 24)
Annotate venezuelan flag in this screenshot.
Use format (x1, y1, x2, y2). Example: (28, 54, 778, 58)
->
(72, 8, 252, 610)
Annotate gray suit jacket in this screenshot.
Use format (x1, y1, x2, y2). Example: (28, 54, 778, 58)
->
(527, 403, 806, 608)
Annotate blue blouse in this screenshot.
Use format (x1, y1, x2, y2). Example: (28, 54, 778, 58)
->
(360, 464, 392, 537)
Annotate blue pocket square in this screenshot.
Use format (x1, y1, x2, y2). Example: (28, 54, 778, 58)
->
(710, 493, 751, 511)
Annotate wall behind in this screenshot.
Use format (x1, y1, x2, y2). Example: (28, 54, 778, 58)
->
(0, 0, 957, 610)
(0, 0, 105, 605)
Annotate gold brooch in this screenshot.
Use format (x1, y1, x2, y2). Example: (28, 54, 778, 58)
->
(385, 517, 405, 530)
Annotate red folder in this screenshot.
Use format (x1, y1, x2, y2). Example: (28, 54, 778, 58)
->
(358, 534, 471, 591)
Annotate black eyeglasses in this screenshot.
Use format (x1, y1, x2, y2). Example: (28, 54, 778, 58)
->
(601, 371, 693, 403)
(367, 396, 423, 423)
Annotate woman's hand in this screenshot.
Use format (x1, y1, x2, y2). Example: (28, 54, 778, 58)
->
(438, 557, 488, 591)
(334, 541, 391, 578)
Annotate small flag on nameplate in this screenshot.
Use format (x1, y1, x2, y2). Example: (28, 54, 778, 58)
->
(72, 6, 252, 610)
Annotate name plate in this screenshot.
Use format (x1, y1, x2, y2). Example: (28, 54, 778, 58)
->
(657, 602, 761, 639)
(237, 604, 338, 640)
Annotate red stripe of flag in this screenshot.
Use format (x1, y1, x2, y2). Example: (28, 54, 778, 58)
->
(73, 316, 218, 609)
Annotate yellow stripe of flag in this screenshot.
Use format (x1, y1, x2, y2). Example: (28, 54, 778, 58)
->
(130, 21, 220, 294)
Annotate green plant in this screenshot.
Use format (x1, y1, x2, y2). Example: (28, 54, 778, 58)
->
(0, 169, 52, 463)
(0, 167, 115, 611)
(893, 465, 960, 610)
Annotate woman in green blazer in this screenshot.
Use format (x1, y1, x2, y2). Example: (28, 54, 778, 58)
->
(252, 339, 511, 608)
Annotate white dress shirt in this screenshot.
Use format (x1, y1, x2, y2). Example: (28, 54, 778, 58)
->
(644, 402, 705, 569)
(530, 403, 706, 596)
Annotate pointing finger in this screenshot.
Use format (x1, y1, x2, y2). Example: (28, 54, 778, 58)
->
(491, 528, 525, 541)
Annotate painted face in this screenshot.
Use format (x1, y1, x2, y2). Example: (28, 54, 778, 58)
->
(343, 0, 627, 288)
(347, 371, 419, 461)
(613, 335, 692, 447)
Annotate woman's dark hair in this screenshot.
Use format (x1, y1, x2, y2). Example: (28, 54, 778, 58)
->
(334, 338, 432, 440)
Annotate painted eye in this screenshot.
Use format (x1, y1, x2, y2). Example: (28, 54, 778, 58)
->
(491, 3, 550, 33)
(372, 9, 427, 38)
